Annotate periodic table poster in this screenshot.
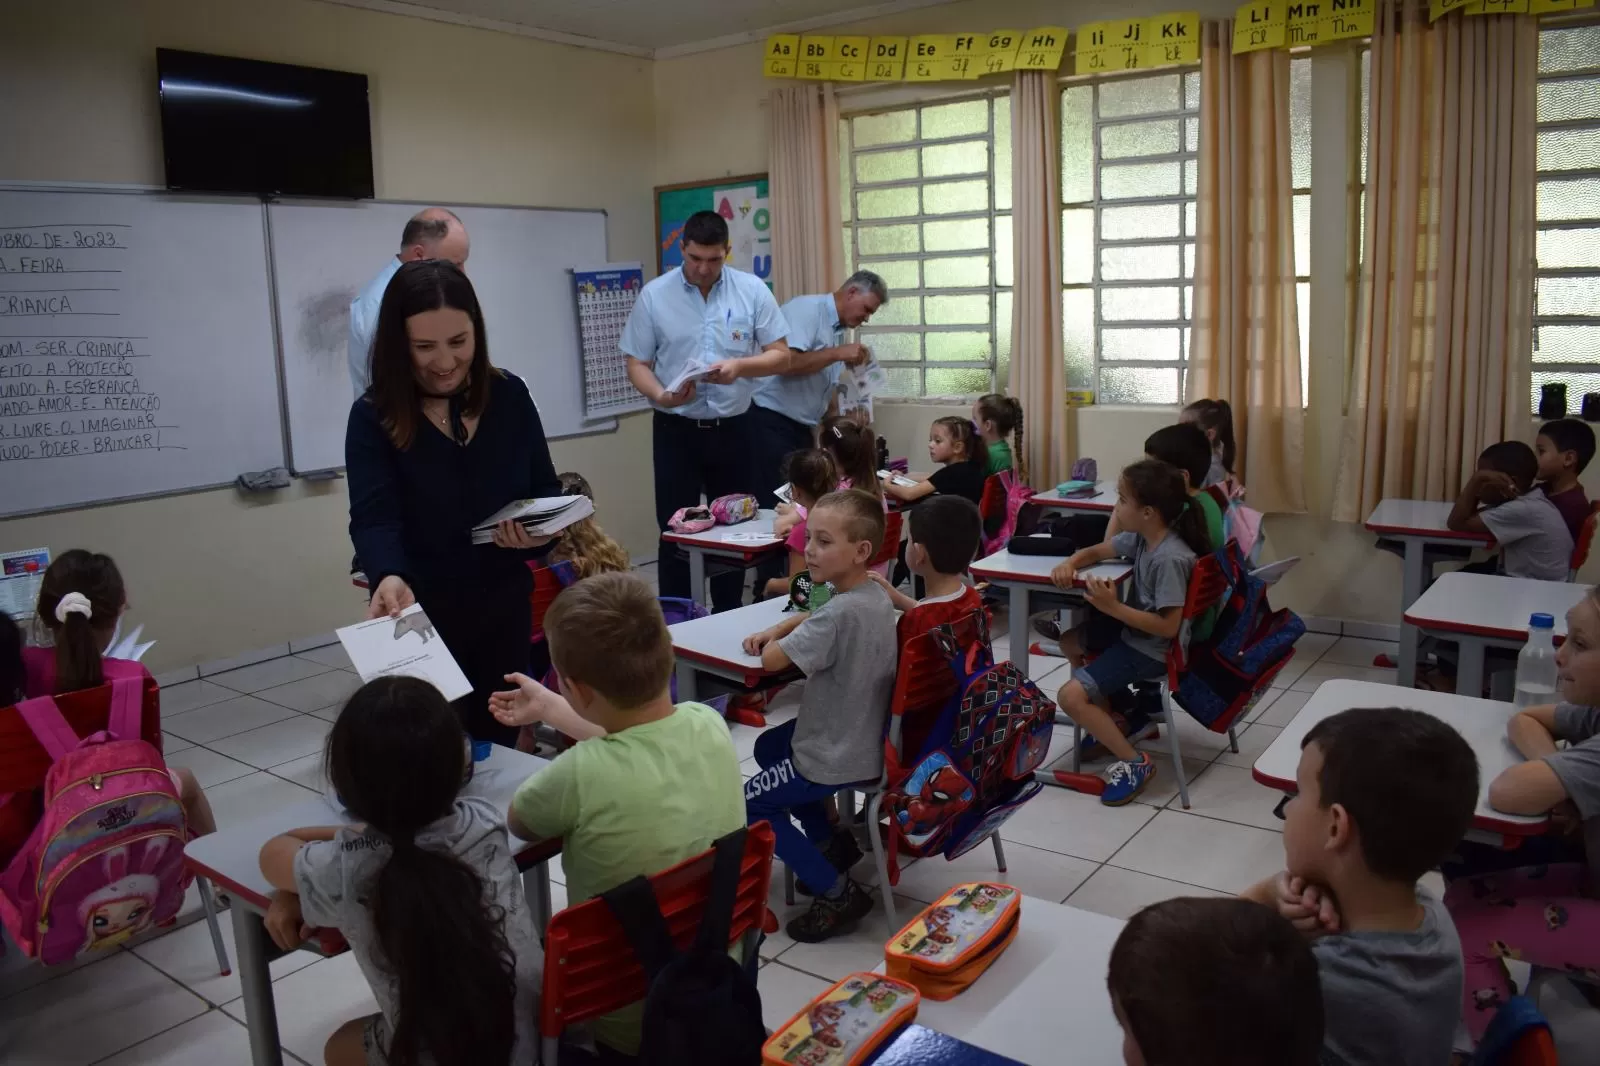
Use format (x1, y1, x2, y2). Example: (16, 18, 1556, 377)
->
(572, 263, 650, 420)
(655, 174, 775, 292)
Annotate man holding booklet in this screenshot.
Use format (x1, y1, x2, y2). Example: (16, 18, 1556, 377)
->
(621, 209, 792, 611)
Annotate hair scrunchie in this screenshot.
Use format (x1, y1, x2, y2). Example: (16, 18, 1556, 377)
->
(54, 591, 93, 624)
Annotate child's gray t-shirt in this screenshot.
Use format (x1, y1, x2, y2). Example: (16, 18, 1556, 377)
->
(779, 578, 899, 786)
(1546, 702, 1600, 819)
(294, 796, 543, 1064)
(1311, 889, 1462, 1066)
(1110, 530, 1196, 663)
(1479, 490, 1574, 581)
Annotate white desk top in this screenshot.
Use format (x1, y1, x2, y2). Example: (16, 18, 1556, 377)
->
(971, 550, 1134, 587)
(661, 509, 784, 553)
(878, 895, 1126, 1066)
(1028, 482, 1116, 512)
(185, 745, 551, 909)
(1253, 680, 1548, 836)
(1404, 572, 1586, 640)
(1365, 498, 1492, 543)
(668, 595, 791, 676)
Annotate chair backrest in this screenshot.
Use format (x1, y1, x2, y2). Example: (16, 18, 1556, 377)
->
(869, 509, 904, 570)
(0, 666, 161, 864)
(888, 607, 987, 764)
(1166, 551, 1232, 687)
(538, 822, 775, 1040)
(528, 559, 579, 640)
(1569, 500, 1600, 578)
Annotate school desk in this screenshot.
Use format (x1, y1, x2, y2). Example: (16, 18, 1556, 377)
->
(1253, 679, 1550, 846)
(1364, 499, 1495, 687)
(968, 551, 1134, 678)
(184, 745, 557, 1066)
(872, 895, 1126, 1066)
(1403, 572, 1586, 695)
(667, 595, 793, 704)
(1026, 481, 1116, 516)
(661, 509, 786, 608)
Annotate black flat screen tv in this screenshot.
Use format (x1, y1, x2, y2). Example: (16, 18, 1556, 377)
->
(157, 48, 374, 199)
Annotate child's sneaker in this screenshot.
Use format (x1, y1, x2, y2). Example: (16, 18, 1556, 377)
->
(795, 829, 866, 897)
(1101, 753, 1156, 806)
(1077, 707, 1158, 762)
(786, 879, 874, 943)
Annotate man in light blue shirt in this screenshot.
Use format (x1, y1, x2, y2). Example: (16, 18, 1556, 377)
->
(347, 208, 470, 397)
(749, 271, 889, 510)
(620, 210, 791, 610)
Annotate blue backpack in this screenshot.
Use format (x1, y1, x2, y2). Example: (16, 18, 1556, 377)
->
(1471, 996, 1554, 1065)
(1173, 542, 1305, 733)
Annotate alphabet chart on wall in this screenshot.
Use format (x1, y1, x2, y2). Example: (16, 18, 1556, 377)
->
(571, 263, 649, 420)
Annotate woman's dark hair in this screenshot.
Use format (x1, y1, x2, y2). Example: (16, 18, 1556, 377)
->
(933, 415, 987, 472)
(0, 613, 25, 705)
(368, 260, 493, 451)
(37, 550, 125, 695)
(820, 416, 883, 499)
(1108, 897, 1323, 1066)
(326, 677, 517, 1066)
(975, 393, 1028, 481)
(782, 448, 837, 505)
(1120, 458, 1212, 557)
(1182, 398, 1236, 476)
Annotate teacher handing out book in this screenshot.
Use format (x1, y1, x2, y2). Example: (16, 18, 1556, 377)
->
(345, 259, 561, 744)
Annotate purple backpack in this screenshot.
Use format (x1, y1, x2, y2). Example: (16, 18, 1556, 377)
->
(0, 676, 189, 964)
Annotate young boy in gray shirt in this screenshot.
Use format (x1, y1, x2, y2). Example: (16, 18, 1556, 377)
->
(1245, 707, 1480, 1066)
(743, 489, 898, 944)
(1448, 440, 1574, 581)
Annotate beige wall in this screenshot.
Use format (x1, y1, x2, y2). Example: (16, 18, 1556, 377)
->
(0, 0, 658, 672)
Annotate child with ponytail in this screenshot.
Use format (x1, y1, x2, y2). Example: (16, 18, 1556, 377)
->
(260, 676, 542, 1066)
(1048, 459, 1212, 806)
(819, 416, 885, 503)
(974, 393, 1028, 481)
(1182, 398, 1238, 492)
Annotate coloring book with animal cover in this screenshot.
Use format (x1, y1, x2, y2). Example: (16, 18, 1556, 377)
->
(336, 604, 471, 701)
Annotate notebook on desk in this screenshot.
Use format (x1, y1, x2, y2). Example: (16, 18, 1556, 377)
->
(867, 1024, 1025, 1065)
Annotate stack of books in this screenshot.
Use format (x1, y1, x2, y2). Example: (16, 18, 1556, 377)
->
(472, 495, 594, 545)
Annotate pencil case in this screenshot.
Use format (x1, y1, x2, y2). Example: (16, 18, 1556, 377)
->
(1053, 479, 1097, 497)
(710, 493, 758, 524)
(884, 883, 1020, 1000)
(1007, 534, 1077, 556)
(668, 506, 714, 533)
(762, 972, 921, 1066)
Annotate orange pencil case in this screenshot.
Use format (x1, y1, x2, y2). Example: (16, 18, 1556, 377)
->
(762, 972, 921, 1066)
(883, 882, 1020, 1000)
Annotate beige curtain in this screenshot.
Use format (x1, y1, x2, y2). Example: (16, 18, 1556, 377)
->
(1010, 70, 1070, 488)
(1190, 25, 1306, 514)
(768, 85, 844, 303)
(1333, 0, 1536, 521)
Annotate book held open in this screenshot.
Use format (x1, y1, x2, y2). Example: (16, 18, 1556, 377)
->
(472, 495, 594, 545)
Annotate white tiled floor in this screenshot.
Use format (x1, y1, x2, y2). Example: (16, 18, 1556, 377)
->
(0, 626, 1398, 1065)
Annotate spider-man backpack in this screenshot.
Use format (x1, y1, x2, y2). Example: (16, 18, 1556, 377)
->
(883, 609, 1052, 873)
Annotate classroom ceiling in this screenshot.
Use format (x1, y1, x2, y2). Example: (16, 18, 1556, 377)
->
(325, 0, 957, 55)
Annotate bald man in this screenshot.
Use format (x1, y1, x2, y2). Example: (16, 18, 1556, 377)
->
(347, 207, 471, 396)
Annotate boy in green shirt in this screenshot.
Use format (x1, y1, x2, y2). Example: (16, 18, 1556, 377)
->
(493, 571, 746, 1058)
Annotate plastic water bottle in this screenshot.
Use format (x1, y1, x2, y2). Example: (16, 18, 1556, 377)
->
(1514, 613, 1559, 709)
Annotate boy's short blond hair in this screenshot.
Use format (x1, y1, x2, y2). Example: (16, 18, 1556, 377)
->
(812, 489, 886, 554)
(544, 571, 673, 710)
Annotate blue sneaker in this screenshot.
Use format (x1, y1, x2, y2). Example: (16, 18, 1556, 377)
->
(1077, 709, 1158, 763)
(1101, 754, 1156, 806)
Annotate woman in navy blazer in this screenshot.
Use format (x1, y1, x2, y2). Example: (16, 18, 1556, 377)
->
(346, 260, 561, 743)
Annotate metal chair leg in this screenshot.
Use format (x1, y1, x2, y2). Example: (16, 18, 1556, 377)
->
(866, 792, 897, 928)
(1227, 726, 1239, 755)
(990, 833, 1008, 873)
(196, 876, 231, 976)
(1162, 688, 1191, 809)
(783, 863, 796, 906)
(1071, 724, 1082, 772)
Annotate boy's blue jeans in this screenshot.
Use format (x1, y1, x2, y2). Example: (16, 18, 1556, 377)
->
(744, 720, 842, 896)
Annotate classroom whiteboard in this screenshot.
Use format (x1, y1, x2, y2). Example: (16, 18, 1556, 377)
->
(268, 200, 615, 473)
(0, 189, 283, 517)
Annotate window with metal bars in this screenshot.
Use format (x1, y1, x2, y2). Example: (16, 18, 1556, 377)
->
(1533, 21, 1600, 414)
(1059, 70, 1201, 405)
(839, 94, 1012, 398)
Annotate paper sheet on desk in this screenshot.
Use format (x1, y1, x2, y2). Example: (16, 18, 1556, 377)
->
(337, 604, 471, 701)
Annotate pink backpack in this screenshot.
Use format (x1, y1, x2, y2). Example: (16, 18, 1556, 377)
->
(0, 674, 190, 964)
(981, 470, 1036, 556)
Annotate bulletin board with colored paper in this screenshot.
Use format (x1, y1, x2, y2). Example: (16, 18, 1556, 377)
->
(654, 175, 775, 291)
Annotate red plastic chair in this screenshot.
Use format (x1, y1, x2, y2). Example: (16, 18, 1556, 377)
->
(528, 562, 568, 641)
(868, 509, 904, 572)
(538, 823, 775, 1065)
(1568, 500, 1600, 580)
(1504, 1028, 1559, 1066)
(1064, 551, 1237, 809)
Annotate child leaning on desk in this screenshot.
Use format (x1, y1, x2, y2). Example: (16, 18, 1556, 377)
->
(258, 676, 543, 1066)
(1243, 707, 1479, 1066)
(766, 448, 838, 599)
(1446, 440, 1573, 581)
(1443, 583, 1600, 1043)
(491, 571, 746, 1059)
(1048, 460, 1212, 807)
(741, 490, 899, 944)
